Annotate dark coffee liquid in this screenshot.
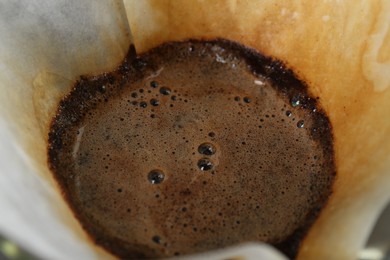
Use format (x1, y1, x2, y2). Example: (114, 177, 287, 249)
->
(48, 39, 335, 259)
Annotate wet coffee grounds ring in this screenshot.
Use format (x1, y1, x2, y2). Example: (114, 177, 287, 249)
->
(48, 39, 336, 259)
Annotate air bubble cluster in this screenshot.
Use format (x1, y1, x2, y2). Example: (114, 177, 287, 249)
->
(197, 143, 217, 171)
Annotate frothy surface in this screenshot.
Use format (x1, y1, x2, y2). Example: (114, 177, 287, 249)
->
(48, 39, 335, 259)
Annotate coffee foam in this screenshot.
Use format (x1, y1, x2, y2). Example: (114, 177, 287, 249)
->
(48, 39, 335, 259)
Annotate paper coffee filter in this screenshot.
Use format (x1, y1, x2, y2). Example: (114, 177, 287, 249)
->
(0, 0, 389, 259)
(0, 1, 129, 259)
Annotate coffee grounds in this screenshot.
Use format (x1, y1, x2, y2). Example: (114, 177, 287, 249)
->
(48, 39, 335, 259)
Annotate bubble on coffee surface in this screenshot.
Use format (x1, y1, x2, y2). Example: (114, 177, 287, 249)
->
(150, 81, 159, 88)
(159, 87, 171, 95)
(150, 98, 160, 107)
(243, 97, 251, 103)
(197, 158, 214, 171)
(140, 101, 147, 108)
(48, 40, 335, 259)
(152, 235, 162, 244)
(290, 95, 301, 107)
(198, 143, 216, 156)
(148, 170, 165, 184)
(297, 120, 305, 129)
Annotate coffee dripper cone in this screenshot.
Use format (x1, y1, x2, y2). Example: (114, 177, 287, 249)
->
(0, 1, 389, 259)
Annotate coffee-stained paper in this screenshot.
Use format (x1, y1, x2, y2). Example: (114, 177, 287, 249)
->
(0, 1, 130, 259)
(0, 0, 389, 259)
